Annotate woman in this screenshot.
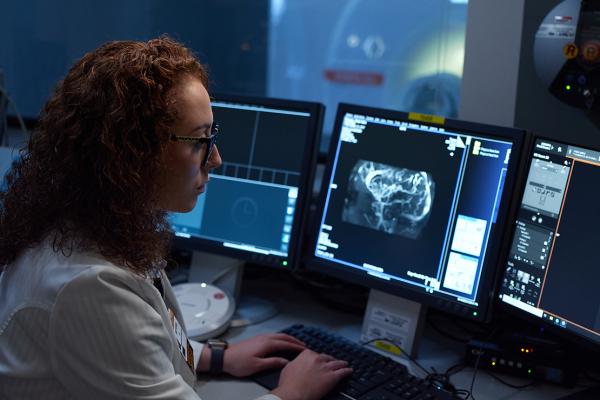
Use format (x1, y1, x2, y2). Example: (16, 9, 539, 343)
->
(0, 37, 351, 399)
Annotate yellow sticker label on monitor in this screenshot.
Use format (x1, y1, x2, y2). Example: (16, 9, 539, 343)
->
(374, 340, 402, 356)
(408, 112, 445, 125)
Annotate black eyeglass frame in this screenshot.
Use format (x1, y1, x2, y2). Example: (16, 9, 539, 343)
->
(170, 124, 219, 166)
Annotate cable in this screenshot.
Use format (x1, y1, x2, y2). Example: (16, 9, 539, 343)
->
(359, 337, 476, 399)
(465, 326, 501, 399)
(425, 366, 465, 396)
(446, 363, 467, 376)
(467, 349, 481, 400)
(483, 370, 535, 389)
(453, 390, 471, 399)
(359, 337, 431, 376)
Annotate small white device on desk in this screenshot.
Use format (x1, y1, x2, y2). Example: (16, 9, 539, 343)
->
(173, 251, 278, 340)
(173, 282, 235, 341)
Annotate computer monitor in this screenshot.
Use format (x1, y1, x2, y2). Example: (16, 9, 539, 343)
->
(309, 103, 526, 321)
(170, 93, 324, 270)
(498, 137, 600, 348)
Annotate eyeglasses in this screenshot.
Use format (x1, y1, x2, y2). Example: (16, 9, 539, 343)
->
(170, 123, 219, 166)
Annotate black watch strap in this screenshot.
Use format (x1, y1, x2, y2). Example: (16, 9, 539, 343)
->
(208, 339, 227, 374)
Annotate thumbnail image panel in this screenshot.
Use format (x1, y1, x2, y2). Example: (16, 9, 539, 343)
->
(450, 215, 487, 258)
(522, 159, 569, 217)
(442, 252, 478, 295)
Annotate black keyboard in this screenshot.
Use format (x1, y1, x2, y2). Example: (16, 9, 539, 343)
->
(252, 324, 454, 400)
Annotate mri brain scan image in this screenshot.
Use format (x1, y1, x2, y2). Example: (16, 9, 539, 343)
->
(342, 160, 435, 238)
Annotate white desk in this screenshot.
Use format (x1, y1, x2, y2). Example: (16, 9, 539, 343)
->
(193, 271, 591, 400)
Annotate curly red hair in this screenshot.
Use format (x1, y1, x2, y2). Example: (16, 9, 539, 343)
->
(0, 36, 209, 273)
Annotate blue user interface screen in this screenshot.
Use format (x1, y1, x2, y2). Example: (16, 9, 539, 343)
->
(170, 100, 311, 258)
(499, 138, 600, 346)
(315, 112, 513, 306)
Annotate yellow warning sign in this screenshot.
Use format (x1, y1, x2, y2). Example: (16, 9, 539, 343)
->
(563, 43, 578, 59)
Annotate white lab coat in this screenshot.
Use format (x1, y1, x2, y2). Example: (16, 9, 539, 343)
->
(0, 239, 280, 400)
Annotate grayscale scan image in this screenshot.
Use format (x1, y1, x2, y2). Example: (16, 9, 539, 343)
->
(342, 160, 435, 238)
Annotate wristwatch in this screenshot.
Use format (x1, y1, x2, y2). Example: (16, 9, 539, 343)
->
(207, 339, 228, 374)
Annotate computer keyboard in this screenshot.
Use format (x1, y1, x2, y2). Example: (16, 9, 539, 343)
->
(252, 324, 455, 400)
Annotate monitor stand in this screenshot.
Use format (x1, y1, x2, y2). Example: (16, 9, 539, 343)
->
(360, 289, 426, 359)
(177, 250, 278, 340)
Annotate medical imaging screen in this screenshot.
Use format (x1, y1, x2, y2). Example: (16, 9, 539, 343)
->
(169, 100, 314, 260)
(316, 112, 514, 306)
(499, 139, 600, 346)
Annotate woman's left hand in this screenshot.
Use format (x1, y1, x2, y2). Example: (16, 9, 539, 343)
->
(222, 333, 306, 377)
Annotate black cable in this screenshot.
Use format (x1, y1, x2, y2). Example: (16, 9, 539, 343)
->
(483, 370, 536, 389)
(444, 365, 472, 398)
(360, 337, 476, 399)
(425, 366, 464, 396)
(453, 389, 471, 399)
(467, 350, 481, 400)
(359, 337, 431, 376)
(361, 325, 538, 399)
(465, 326, 502, 399)
(446, 363, 467, 376)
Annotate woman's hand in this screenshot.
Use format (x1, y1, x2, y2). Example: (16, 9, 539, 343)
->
(271, 349, 353, 400)
(222, 333, 306, 377)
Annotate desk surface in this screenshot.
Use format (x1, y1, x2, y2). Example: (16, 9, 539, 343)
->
(192, 269, 591, 400)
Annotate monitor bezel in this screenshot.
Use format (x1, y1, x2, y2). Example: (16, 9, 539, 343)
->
(172, 92, 324, 270)
(496, 134, 600, 350)
(305, 102, 528, 321)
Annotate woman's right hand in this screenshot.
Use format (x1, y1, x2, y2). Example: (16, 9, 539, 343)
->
(270, 349, 353, 400)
